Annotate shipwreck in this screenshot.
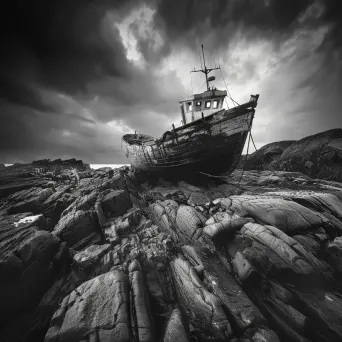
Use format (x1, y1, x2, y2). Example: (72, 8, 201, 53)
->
(122, 45, 259, 175)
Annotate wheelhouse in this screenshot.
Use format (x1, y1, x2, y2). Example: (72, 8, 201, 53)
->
(179, 88, 227, 124)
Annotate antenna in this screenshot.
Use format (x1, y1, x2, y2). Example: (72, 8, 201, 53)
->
(191, 44, 220, 91)
(198, 44, 204, 70)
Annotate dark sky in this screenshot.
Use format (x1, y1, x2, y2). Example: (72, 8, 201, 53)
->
(0, 0, 341, 164)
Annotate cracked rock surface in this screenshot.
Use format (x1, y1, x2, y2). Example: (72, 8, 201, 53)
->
(1, 162, 342, 342)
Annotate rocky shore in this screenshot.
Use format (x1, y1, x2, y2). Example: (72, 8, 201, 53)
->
(243, 129, 342, 182)
(1, 146, 342, 341)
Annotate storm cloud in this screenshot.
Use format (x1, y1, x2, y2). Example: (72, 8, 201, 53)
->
(0, 0, 341, 163)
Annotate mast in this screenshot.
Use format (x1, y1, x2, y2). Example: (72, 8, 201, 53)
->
(192, 44, 220, 91)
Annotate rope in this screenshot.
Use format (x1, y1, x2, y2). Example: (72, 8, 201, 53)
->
(198, 129, 301, 191)
(238, 130, 251, 184)
(250, 132, 258, 152)
(248, 132, 299, 186)
(225, 97, 230, 110)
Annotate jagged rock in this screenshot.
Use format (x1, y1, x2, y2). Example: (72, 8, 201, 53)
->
(203, 217, 254, 243)
(40, 185, 74, 228)
(104, 220, 120, 245)
(240, 222, 330, 276)
(210, 211, 232, 223)
(73, 244, 111, 269)
(249, 327, 281, 342)
(175, 205, 206, 243)
(216, 183, 243, 196)
(251, 281, 312, 342)
(163, 308, 189, 342)
(280, 192, 342, 233)
(53, 209, 101, 248)
(129, 267, 154, 342)
(7, 187, 54, 214)
(129, 259, 141, 273)
(3, 156, 342, 342)
(187, 192, 211, 206)
(75, 169, 126, 195)
(182, 245, 268, 334)
(21, 274, 76, 342)
(149, 200, 180, 243)
(325, 237, 342, 273)
(61, 191, 98, 217)
(72, 244, 113, 283)
(274, 129, 342, 182)
(212, 197, 232, 210)
(243, 140, 296, 170)
(0, 215, 62, 324)
(0, 174, 49, 198)
(45, 270, 130, 342)
(70, 232, 102, 251)
(232, 251, 257, 282)
(170, 257, 232, 341)
(231, 196, 325, 233)
(243, 129, 342, 183)
(290, 289, 342, 342)
(101, 189, 133, 217)
(292, 234, 321, 256)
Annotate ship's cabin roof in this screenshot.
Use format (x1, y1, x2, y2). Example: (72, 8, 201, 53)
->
(179, 88, 227, 103)
(178, 88, 227, 125)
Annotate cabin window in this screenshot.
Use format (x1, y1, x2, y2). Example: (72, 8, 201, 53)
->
(187, 102, 192, 112)
(212, 100, 219, 109)
(195, 101, 201, 107)
(205, 100, 211, 108)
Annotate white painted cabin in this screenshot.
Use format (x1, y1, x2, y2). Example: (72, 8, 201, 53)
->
(178, 88, 227, 125)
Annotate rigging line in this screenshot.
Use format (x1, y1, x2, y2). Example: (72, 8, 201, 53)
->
(249, 132, 296, 185)
(214, 48, 229, 106)
(214, 47, 219, 70)
(221, 66, 240, 107)
(190, 71, 194, 95)
(238, 130, 251, 185)
(199, 80, 207, 91)
(215, 50, 240, 107)
(224, 95, 230, 110)
(196, 79, 207, 94)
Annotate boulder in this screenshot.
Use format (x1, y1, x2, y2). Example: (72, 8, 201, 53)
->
(163, 308, 189, 342)
(129, 268, 154, 342)
(182, 245, 268, 334)
(72, 244, 113, 283)
(203, 217, 253, 242)
(0, 214, 62, 324)
(273, 129, 342, 182)
(231, 195, 325, 233)
(101, 189, 133, 217)
(325, 238, 342, 273)
(53, 209, 101, 248)
(73, 244, 111, 269)
(45, 271, 131, 342)
(61, 191, 98, 217)
(170, 257, 232, 341)
(243, 140, 295, 170)
(240, 223, 331, 277)
(175, 205, 206, 243)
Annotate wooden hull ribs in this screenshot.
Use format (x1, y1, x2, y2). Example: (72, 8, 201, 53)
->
(122, 98, 257, 175)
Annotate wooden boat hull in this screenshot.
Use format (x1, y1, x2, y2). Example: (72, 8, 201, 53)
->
(122, 101, 256, 175)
